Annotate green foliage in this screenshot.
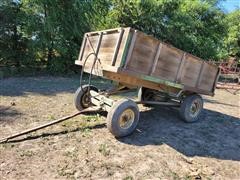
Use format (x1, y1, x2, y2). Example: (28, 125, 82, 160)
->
(224, 10, 240, 58)
(0, 0, 239, 75)
(103, 0, 227, 60)
(0, 0, 30, 67)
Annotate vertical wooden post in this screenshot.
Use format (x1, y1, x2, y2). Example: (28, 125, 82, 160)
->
(175, 53, 186, 83)
(149, 43, 162, 75)
(123, 30, 138, 69)
(111, 28, 124, 66)
(95, 32, 103, 57)
(195, 61, 205, 87)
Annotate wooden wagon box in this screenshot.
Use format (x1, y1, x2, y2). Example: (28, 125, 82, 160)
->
(75, 27, 220, 96)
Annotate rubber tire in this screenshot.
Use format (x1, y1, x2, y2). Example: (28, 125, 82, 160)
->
(74, 85, 98, 111)
(180, 94, 203, 123)
(107, 99, 140, 137)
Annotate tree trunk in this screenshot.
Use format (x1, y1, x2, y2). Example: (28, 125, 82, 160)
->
(13, 25, 20, 68)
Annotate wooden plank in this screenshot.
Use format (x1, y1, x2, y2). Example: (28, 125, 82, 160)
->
(150, 42, 162, 75)
(152, 44, 183, 81)
(98, 47, 115, 53)
(180, 55, 202, 87)
(175, 53, 186, 82)
(103, 71, 180, 94)
(94, 32, 103, 58)
(117, 27, 132, 67)
(212, 68, 220, 93)
(120, 69, 183, 89)
(140, 74, 183, 89)
(197, 63, 219, 92)
(196, 61, 205, 87)
(126, 32, 159, 74)
(99, 33, 119, 47)
(75, 60, 119, 73)
(123, 30, 137, 69)
(86, 27, 121, 36)
(111, 28, 124, 66)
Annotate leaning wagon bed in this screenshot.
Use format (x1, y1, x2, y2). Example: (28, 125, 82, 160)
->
(74, 27, 220, 137)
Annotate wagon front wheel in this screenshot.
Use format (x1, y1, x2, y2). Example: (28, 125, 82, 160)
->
(180, 94, 203, 123)
(107, 99, 140, 137)
(74, 85, 98, 111)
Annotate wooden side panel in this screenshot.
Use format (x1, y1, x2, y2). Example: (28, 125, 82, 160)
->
(152, 44, 184, 81)
(77, 28, 132, 75)
(97, 33, 119, 64)
(197, 63, 219, 91)
(120, 30, 219, 94)
(125, 32, 159, 75)
(81, 34, 118, 65)
(179, 55, 202, 87)
(76, 27, 219, 95)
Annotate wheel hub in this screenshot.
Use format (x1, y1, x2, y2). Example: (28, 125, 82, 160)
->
(190, 99, 201, 117)
(119, 109, 135, 129)
(82, 92, 91, 107)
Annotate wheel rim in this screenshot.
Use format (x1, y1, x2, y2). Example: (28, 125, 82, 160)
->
(81, 92, 91, 107)
(119, 109, 135, 129)
(190, 99, 201, 117)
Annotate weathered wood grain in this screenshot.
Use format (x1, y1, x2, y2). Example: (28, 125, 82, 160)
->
(76, 27, 219, 96)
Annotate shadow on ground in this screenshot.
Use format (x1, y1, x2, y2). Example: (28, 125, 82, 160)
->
(7, 123, 106, 143)
(4, 105, 239, 162)
(0, 105, 22, 122)
(0, 76, 111, 96)
(120, 106, 240, 161)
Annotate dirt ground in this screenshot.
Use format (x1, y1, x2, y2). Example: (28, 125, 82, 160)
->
(0, 76, 239, 180)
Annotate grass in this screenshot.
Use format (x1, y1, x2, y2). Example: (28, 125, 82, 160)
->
(64, 147, 78, 158)
(123, 176, 133, 180)
(57, 164, 76, 178)
(98, 143, 110, 157)
(0, 143, 16, 149)
(61, 113, 103, 129)
(19, 150, 35, 157)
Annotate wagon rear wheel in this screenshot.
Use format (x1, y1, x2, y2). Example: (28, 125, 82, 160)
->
(107, 99, 139, 137)
(180, 94, 203, 123)
(74, 85, 98, 111)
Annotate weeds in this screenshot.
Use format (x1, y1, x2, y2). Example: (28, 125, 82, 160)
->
(57, 164, 76, 178)
(98, 144, 110, 157)
(19, 150, 35, 157)
(123, 176, 133, 180)
(64, 147, 78, 158)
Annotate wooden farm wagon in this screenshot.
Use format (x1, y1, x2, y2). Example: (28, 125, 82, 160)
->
(74, 27, 220, 137)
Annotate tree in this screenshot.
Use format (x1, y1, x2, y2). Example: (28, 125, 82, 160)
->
(224, 10, 240, 59)
(0, 0, 28, 67)
(20, 0, 109, 72)
(102, 0, 226, 60)
(0, 0, 238, 75)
